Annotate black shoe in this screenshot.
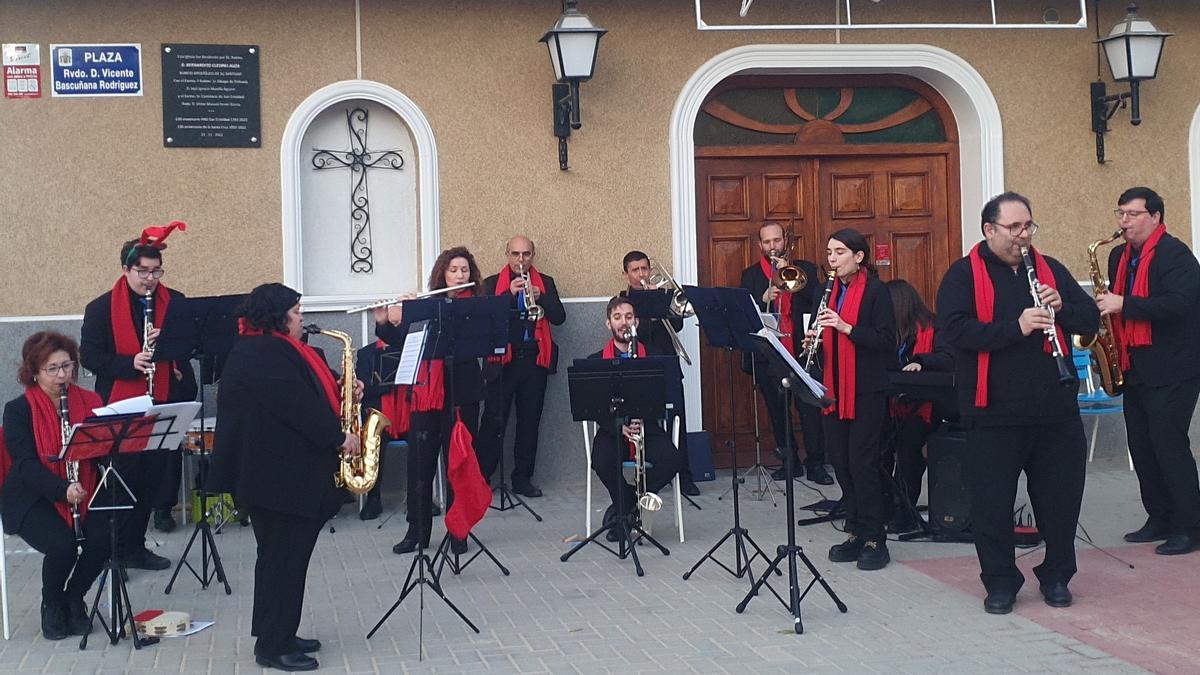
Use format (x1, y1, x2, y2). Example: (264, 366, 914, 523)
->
(391, 530, 428, 554)
(359, 496, 382, 521)
(984, 591, 1016, 615)
(291, 636, 322, 653)
(123, 548, 171, 571)
(450, 536, 469, 555)
(40, 600, 68, 641)
(1040, 581, 1073, 607)
(512, 479, 543, 498)
(65, 597, 91, 636)
(771, 464, 804, 481)
(1155, 533, 1199, 555)
(828, 535, 864, 563)
(255, 652, 319, 671)
(856, 540, 890, 570)
(601, 503, 618, 528)
(681, 479, 700, 496)
(805, 464, 834, 486)
(1124, 518, 1171, 543)
(153, 509, 177, 533)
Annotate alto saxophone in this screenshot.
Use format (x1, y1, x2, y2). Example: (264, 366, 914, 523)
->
(624, 325, 662, 513)
(60, 384, 84, 543)
(1072, 229, 1125, 396)
(305, 326, 390, 495)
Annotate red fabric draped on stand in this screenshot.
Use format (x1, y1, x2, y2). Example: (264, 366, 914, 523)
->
(444, 411, 490, 539)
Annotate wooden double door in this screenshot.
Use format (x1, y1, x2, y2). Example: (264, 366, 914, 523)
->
(696, 152, 958, 468)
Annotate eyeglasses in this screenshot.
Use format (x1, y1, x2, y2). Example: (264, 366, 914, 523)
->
(42, 361, 76, 376)
(507, 251, 533, 258)
(993, 221, 1038, 236)
(131, 267, 165, 279)
(1114, 208, 1149, 220)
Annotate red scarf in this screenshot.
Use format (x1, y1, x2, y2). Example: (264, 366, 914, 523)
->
(601, 338, 646, 359)
(890, 323, 935, 424)
(374, 340, 411, 435)
(820, 271, 867, 419)
(759, 257, 794, 353)
(969, 242, 1065, 408)
(490, 265, 553, 370)
(444, 410, 490, 539)
(108, 278, 172, 403)
(1112, 224, 1166, 372)
(24, 384, 103, 527)
(238, 324, 340, 415)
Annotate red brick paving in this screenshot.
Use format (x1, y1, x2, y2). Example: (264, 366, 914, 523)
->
(904, 543, 1200, 673)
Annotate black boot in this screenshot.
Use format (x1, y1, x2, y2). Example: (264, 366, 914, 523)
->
(828, 534, 864, 563)
(359, 491, 382, 521)
(41, 599, 68, 641)
(392, 528, 429, 554)
(65, 596, 92, 636)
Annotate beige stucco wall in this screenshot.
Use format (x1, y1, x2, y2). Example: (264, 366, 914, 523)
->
(1, 0, 1196, 315)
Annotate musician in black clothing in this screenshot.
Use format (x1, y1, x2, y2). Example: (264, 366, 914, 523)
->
(807, 229, 895, 571)
(477, 236, 567, 498)
(588, 296, 682, 541)
(620, 250, 699, 496)
(739, 222, 833, 486)
(937, 192, 1099, 614)
(1098, 187, 1200, 555)
(353, 336, 405, 520)
(79, 231, 198, 572)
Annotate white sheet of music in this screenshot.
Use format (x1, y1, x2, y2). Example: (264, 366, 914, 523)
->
(147, 401, 202, 451)
(754, 327, 828, 399)
(395, 320, 429, 386)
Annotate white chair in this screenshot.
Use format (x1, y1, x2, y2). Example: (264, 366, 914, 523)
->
(581, 417, 685, 543)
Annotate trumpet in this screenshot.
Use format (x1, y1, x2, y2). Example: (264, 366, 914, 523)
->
(59, 384, 84, 543)
(143, 289, 156, 397)
(519, 263, 544, 322)
(344, 282, 475, 314)
(639, 260, 693, 365)
(769, 235, 807, 294)
(801, 276, 835, 373)
(624, 324, 662, 513)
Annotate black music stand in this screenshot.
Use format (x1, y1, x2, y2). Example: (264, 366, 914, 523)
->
(156, 294, 245, 595)
(70, 412, 172, 650)
(735, 341, 847, 634)
(560, 357, 671, 577)
(680, 286, 778, 587)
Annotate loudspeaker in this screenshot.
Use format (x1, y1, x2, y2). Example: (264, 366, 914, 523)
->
(685, 431, 716, 482)
(927, 428, 972, 533)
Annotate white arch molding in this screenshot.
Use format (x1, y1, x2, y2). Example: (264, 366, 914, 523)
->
(1188, 104, 1200, 260)
(668, 44, 1005, 427)
(280, 80, 440, 310)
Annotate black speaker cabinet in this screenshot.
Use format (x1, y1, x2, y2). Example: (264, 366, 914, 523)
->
(927, 427, 972, 533)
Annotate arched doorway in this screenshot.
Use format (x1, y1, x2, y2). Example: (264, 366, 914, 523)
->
(694, 74, 961, 467)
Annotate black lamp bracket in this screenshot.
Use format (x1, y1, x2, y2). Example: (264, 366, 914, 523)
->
(1091, 80, 1142, 164)
(552, 81, 582, 171)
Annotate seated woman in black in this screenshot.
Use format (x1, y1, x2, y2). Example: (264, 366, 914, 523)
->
(2, 331, 110, 640)
(807, 228, 896, 571)
(587, 296, 681, 541)
(882, 279, 955, 533)
(376, 246, 486, 555)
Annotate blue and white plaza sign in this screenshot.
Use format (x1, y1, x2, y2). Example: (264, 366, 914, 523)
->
(50, 43, 142, 97)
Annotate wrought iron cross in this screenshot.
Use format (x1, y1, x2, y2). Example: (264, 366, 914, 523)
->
(311, 107, 404, 274)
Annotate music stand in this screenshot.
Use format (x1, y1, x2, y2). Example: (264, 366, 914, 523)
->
(680, 286, 778, 587)
(735, 341, 846, 633)
(156, 294, 245, 595)
(69, 412, 172, 649)
(560, 357, 671, 577)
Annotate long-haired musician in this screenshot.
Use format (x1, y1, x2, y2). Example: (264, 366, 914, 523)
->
(807, 228, 895, 571)
(79, 225, 197, 571)
(1, 332, 109, 640)
(1098, 187, 1200, 555)
(937, 192, 1098, 614)
(376, 246, 486, 555)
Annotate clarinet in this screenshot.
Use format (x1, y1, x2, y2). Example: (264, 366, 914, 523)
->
(801, 277, 835, 373)
(60, 384, 84, 543)
(1019, 246, 1076, 385)
(144, 289, 156, 398)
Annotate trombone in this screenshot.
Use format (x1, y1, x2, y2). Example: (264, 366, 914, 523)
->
(769, 234, 807, 294)
(344, 282, 475, 314)
(642, 259, 693, 366)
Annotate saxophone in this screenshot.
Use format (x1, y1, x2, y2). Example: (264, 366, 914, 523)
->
(305, 326, 390, 495)
(1072, 229, 1126, 396)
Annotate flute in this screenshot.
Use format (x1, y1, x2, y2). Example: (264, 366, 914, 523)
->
(344, 282, 476, 313)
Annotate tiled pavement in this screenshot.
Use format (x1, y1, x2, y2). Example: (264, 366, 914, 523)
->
(0, 451, 1185, 674)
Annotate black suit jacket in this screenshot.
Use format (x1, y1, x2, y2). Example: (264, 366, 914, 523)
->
(207, 335, 346, 520)
(619, 288, 684, 358)
(1, 396, 73, 533)
(739, 258, 821, 372)
(482, 270, 567, 374)
(80, 284, 199, 404)
(817, 274, 897, 396)
(1107, 232, 1200, 387)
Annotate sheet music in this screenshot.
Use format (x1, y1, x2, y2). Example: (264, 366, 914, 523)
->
(395, 320, 429, 386)
(92, 394, 153, 416)
(147, 402, 202, 450)
(754, 327, 828, 399)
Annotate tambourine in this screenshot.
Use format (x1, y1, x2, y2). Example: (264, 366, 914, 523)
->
(134, 610, 191, 637)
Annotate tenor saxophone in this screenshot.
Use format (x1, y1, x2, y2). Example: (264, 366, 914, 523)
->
(1072, 229, 1126, 396)
(305, 326, 390, 495)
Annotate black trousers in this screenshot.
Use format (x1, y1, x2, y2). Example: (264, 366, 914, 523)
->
(152, 448, 182, 511)
(248, 507, 324, 657)
(591, 427, 681, 509)
(16, 500, 111, 604)
(1123, 377, 1200, 533)
(115, 448, 174, 552)
(406, 403, 480, 541)
(477, 354, 548, 482)
(882, 415, 932, 509)
(965, 418, 1086, 595)
(824, 392, 887, 539)
(758, 366, 826, 468)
